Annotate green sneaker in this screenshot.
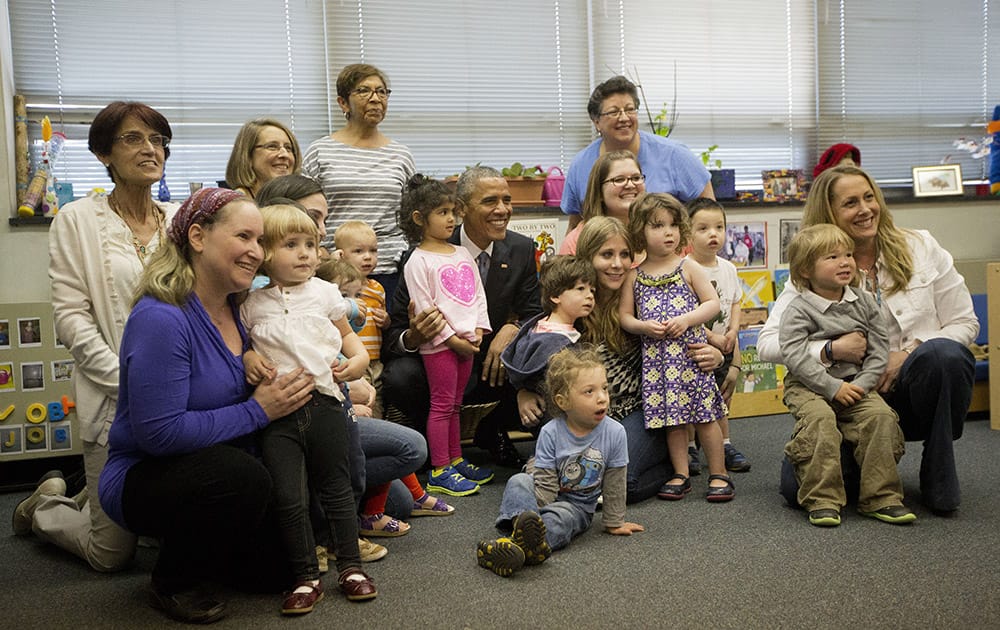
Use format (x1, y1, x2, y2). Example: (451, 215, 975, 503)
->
(476, 538, 524, 577)
(808, 509, 841, 527)
(860, 505, 917, 525)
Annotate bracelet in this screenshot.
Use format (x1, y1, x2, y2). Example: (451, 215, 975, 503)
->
(824, 339, 834, 362)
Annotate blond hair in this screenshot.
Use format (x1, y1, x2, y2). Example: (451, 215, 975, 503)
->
(787, 224, 856, 291)
(315, 259, 364, 288)
(259, 204, 320, 273)
(575, 216, 632, 354)
(545, 345, 604, 416)
(802, 165, 913, 295)
(334, 220, 377, 250)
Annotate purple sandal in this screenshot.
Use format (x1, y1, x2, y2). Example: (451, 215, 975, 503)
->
(410, 493, 456, 517)
(358, 512, 410, 537)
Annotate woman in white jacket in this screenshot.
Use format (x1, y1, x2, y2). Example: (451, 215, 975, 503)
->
(758, 165, 977, 516)
(13, 102, 178, 571)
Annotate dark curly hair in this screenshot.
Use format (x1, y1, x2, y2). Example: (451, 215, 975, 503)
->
(399, 174, 455, 244)
(586, 76, 640, 121)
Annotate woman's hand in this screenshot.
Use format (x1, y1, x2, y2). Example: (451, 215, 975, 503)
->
(517, 389, 546, 428)
(606, 522, 645, 536)
(348, 378, 376, 407)
(686, 342, 724, 372)
(831, 331, 867, 365)
(877, 349, 910, 393)
(252, 367, 314, 421)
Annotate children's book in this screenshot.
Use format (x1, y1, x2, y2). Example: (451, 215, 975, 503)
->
(773, 268, 790, 298)
(736, 326, 779, 392)
(737, 269, 775, 308)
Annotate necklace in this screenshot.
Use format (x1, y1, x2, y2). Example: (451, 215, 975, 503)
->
(857, 260, 881, 305)
(109, 194, 164, 264)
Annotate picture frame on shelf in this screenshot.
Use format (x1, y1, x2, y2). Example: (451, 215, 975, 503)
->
(911, 164, 963, 197)
(762, 169, 806, 202)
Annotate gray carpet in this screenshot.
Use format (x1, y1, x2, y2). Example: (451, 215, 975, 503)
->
(3, 413, 999, 629)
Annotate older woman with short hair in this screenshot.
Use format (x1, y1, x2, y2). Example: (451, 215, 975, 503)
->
(759, 165, 978, 515)
(303, 63, 415, 304)
(225, 118, 302, 199)
(13, 101, 177, 572)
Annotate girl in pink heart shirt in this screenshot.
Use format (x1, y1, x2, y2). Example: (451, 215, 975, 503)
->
(400, 175, 492, 495)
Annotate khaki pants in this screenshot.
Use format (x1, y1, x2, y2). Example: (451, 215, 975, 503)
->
(783, 379, 905, 512)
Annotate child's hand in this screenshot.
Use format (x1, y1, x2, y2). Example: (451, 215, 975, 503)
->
(606, 521, 645, 536)
(371, 307, 389, 329)
(833, 381, 865, 406)
(517, 389, 546, 428)
(722, 329, 738, 355)
(663, 315, 691, 338)
(642, 320, 669, 339)
(720, 365, 739, 406)
(444, 334, 478, 357)
(705, 329, 727, 351)
(243, 350, 276, 385)
(333, 354, 367, 384)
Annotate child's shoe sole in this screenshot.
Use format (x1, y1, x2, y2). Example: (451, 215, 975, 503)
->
(476, 538, 525, 577)
(511, 511, 551, 566)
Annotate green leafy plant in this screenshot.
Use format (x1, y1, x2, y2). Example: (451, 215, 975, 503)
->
(652, 103, 675, 138)
(700, 145, 722, 169)
(501, 162, 546, 179)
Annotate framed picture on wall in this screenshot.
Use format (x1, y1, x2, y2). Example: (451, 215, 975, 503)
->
(720, 221, 768, 269)
(0, 319, 10, 350)
(762, 169, 807, 202)
(17, 317, 42, 348)
(912, 164, 963, 197)
(779, 219, 801, 264)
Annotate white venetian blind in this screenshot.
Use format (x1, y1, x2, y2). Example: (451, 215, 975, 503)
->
(8, 0, 329, 197)
(589, 0, 818, 188)
(815, 0, 1000, 183)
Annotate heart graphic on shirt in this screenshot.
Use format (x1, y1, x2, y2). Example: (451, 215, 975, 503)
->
(440, 261, 477, 306)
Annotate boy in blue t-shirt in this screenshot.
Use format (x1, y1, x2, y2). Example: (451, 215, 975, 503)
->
(477, 346, 644, 577)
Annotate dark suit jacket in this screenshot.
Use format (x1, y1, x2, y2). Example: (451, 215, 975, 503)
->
(383, 229, 541, 361)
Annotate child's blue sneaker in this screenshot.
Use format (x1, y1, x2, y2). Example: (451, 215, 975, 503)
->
(451, 458, 494, 485)
(427, 466, 479, 497)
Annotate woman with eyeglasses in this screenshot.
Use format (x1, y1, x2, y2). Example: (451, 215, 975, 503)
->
(559, 150, 646, 255)
(225, 118, 302, 199)
(561, 75, 714, 235)
(14, 102, 178, 572)
(302, 63, 415, 305)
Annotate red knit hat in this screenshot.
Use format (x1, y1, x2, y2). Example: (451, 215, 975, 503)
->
(813, 143, 861, 178)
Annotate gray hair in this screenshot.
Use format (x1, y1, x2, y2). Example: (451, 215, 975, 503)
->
(456, 165, 504, 205)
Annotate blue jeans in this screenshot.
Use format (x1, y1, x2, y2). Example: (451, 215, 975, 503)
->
(259, 394, 360, 579)
(358, 415, 428, 521)
(495, 473, 592, 551)
(779, 338, 974, 513)
(616, 409, 671, 503)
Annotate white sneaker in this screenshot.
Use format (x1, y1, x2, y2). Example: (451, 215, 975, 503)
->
(12, 471, 66, 536)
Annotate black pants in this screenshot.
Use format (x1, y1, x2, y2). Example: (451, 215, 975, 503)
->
(259, 394, 361, 579)
(122, 444, 290, 593)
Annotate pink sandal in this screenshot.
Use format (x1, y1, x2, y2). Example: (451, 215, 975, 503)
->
(358, 512, 410, 537)
(410, 493, 455, 517)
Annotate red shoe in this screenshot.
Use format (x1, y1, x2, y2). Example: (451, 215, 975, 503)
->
(281, 581, 323, 615)
(339, 568, 378, 601)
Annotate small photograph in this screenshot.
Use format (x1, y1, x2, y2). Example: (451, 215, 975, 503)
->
(762, 169, 807, 203)
(720, 222, 768, 268)
(20, 361, 45, 392)
(779, 219, 801, 264)
(912, 164, 963, 197)
(0, 319, 10, 349)
(17, 317, 42, 348)
(52, 359, 75, 382)
(0, 361, 15, 393)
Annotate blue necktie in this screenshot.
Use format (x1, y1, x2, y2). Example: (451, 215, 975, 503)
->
(477, 251, 490, 284)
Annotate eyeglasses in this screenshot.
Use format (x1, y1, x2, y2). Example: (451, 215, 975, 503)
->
(115, 133, 170, 148)
(602, 173, 645, 187)
(598, 106, 638, 120)
(351, 86, 392, 100)
(254, 142, 295, 154)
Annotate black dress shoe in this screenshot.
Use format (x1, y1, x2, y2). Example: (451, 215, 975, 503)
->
(149, 584, 227, 624)
(490, 432, 526, 468)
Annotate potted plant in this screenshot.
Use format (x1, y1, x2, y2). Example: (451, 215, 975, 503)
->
(500, 162, 548, 206)
(702, 145, 736, 200)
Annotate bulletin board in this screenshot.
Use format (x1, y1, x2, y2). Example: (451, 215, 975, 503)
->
(0, 302, 79, 461)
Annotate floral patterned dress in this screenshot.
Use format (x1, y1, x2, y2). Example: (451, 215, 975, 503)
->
(635, 262, 726, 429)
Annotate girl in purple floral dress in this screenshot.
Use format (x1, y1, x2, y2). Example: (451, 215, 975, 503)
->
(619, 193, 734, 502)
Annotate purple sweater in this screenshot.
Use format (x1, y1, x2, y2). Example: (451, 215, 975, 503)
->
(99, 294, 270, 528)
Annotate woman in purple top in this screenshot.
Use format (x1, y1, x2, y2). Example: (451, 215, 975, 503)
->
(98, 188, 314, 624)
